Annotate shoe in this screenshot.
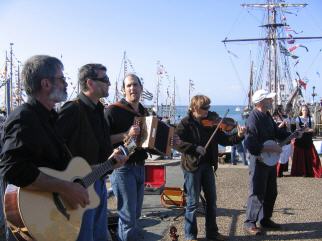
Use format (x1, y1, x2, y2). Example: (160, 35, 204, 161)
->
(260, 219, 282, 230)
(207, 233, 228, 241)
(244, 226, 262, 235)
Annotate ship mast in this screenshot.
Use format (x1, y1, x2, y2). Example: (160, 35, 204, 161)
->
(223, 1, 322, 110)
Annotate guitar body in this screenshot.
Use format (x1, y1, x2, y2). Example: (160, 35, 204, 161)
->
(4, 157, 100, 241)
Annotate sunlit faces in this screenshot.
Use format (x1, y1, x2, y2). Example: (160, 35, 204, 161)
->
(49, 68, 68, 102)
(192, 106, 209, 119)
(92, 70, 111, 98)
(124, 76, 142, 103)
(301, 106, 309, 116)
(262, 98, 273, 110)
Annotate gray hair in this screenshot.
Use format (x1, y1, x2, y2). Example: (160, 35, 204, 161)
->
(22, 55, 63, 96)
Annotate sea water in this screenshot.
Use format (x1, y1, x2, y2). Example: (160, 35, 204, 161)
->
(174, 105, 245, 124)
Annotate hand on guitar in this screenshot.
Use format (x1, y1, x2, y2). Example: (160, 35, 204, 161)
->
(60, 181, 90, 209)
(262, 142, 282, 154)
(110, 148, 129, 169)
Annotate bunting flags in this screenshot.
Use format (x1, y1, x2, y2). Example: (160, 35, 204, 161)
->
(142, 89, 153, 101)
(298, 79, 307, 90)
(288, 44, 309, 53)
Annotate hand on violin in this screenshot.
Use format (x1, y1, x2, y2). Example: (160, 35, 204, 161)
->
(196, 146, 206, 156)
(237, 125, 246, 137)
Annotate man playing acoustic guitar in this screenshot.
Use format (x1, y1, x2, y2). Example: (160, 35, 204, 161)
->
(0, 56, 127, 241)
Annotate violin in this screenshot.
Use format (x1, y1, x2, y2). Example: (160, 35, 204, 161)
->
(201, 111, 237, 132)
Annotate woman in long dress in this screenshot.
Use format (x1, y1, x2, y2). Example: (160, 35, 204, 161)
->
(291, 105, 322, 178)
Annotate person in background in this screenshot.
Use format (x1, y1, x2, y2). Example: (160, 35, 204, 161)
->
(56, 63, 128, 241)
(175, 95, 245, 241)
(244, 89, 291, 236)
(272, 105, 292, 177)
(104, 73, 149, 241)
(291, 104, 322, 178)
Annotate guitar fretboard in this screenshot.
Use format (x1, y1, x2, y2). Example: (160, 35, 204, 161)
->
(82, 159, 114, 188)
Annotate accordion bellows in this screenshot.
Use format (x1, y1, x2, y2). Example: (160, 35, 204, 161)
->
(134, 116, 174, 156)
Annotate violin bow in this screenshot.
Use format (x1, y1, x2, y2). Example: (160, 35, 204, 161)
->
(204, 109, 230, 150)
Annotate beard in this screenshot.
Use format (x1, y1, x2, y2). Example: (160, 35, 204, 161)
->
(264, 101, 273, 110)
(49, 85, 67, 102)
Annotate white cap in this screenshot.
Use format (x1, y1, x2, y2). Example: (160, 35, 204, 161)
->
(252, 89, 276, 104)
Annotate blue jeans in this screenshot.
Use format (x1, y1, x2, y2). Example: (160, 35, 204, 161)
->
(244, 161, 277, 228)
(111, 164, 145, 241)
(77, 179, 108, 241)
(231, 142, 247, 165)
(183, 162, 218, 240)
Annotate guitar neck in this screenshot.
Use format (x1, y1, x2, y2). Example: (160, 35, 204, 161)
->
(278, 130, 298, 147)
(81, 158, 115, 188)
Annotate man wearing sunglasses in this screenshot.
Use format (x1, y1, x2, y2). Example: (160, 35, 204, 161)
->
(56, 64, 128, 241)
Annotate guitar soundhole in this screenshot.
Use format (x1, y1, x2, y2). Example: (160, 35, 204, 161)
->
(74, 178, 86, 188)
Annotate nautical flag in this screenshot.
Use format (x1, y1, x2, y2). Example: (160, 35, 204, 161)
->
(288, 44, 309, 52)
(285, 26, 303, 34)
(298, 79, 307, 90)
(287, 34, 295, 44)
(142, 89, 153, 101)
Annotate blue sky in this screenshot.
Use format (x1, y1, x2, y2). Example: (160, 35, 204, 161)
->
(0, 0, 321, 105)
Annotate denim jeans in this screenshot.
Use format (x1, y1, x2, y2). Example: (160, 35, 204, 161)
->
(244, 161, 277, 228)
(110, 164, 145, 241)
(183, 162, 218, 240)
(231, 142, 248, 165)
(77, 178, 108, 241)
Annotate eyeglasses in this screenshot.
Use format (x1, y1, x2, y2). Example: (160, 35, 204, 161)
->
(91, 75, 110, 85)
(200, 105, 210, 111)
(52, 76, 66, 82)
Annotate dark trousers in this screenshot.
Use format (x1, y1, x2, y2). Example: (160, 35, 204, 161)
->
(244, 161, 277, 227)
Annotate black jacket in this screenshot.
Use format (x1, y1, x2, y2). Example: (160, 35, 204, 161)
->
(175, 112, 244, 172)
(57, 93, 113, 166)
(0, 98, 70, 187)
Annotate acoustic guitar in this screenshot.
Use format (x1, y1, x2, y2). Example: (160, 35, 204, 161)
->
(4, 139, 137, 241)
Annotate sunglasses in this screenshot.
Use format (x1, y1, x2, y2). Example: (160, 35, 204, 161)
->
(200, 105, 210, 110)
(91, 75, 110, 84)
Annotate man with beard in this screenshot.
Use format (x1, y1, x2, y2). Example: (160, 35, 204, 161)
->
(0, 55, 90, 239)
(56, 64, 128, 241)
(243, 89, 290, 235)
(104, 73, 149, 241)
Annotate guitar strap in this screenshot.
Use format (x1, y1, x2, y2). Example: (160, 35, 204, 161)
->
(26, 102, 73, 160)
(109, 101, 145, 117)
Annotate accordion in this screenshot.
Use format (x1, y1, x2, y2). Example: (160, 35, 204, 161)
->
(134, 116, 174, 156)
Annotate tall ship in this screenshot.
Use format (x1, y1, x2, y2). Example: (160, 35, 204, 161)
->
(222, 0, 322, 138)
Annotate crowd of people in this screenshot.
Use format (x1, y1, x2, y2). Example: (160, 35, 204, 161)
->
(0, 54, 321, 241)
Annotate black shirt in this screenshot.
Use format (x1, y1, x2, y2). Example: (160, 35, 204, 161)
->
(0, 98, 70, 187)
(57, 93, 113, 165)
(104, 98, 148, 165)
(245, 109, 290, 156)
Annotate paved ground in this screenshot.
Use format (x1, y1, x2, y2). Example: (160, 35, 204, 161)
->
(138, 162, 322, 241)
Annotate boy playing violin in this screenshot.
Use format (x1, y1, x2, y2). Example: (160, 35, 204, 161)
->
(175, 95, 246, 241)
